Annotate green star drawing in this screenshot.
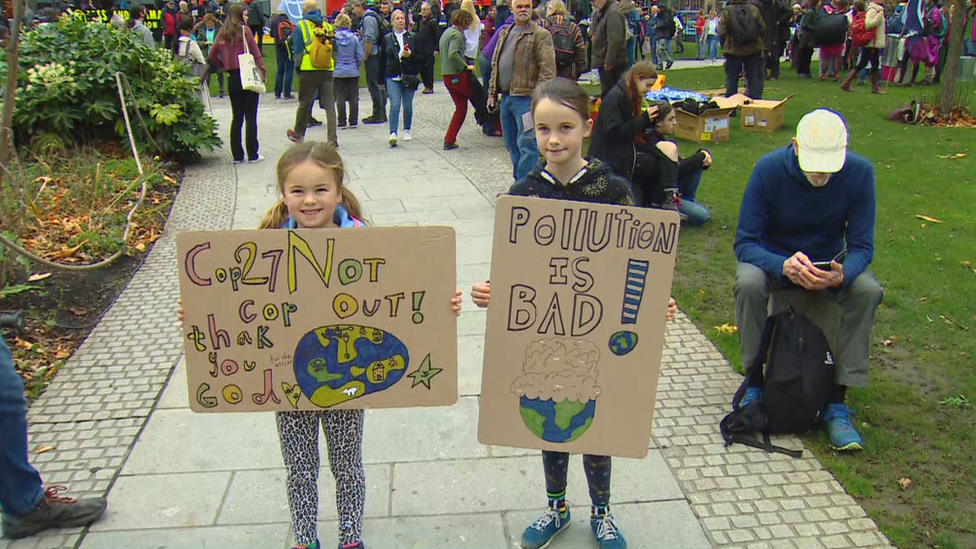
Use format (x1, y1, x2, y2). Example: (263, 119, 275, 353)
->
(407, 354, 442, 389)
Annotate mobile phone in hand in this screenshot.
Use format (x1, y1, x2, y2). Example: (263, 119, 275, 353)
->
(812, 249, 847, 271)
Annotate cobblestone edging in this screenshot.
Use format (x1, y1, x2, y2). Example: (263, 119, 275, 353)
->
(408, 90, 896, 549)
(15, 154, 238, 549)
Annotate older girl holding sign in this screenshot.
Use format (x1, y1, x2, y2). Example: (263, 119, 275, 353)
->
(470, 78, 676, 549)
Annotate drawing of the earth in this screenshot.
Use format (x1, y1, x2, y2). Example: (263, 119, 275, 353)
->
(293, 325, 409, 408)
(518, 395, 597, 443)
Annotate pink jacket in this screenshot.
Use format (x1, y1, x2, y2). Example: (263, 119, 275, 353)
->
(207, 25, 266, 74)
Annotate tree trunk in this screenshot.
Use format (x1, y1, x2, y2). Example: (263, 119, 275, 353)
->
(938, 0, 968, 113)
(0, 0, 24, 178)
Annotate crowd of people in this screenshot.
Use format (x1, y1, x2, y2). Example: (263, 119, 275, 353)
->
(0, 0, 942, 547)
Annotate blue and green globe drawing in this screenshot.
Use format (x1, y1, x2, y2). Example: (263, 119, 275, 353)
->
(293, 325, 409, 408)
(519, 396, 597, 443)
(511, 338, 602, 444)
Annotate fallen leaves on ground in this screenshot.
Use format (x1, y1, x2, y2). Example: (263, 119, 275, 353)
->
(898, 478, 913, 490)
(714, 323, 737, 334)
(916, 214, 943, 223)
(936, 153, 967, 160)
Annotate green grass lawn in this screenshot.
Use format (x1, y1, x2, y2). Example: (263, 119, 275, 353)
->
(656, 65, 976, 549)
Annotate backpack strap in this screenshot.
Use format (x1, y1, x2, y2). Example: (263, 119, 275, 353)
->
(720, 415, 804, 458)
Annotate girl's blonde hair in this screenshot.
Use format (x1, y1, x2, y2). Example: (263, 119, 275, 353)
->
(259, 142, 365, 230)
(460, 0, 480, 29)
(547, 0, 568, 16)
(335, 12, 352, 29)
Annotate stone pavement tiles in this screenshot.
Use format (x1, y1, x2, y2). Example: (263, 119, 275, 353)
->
(6, 84, 887, 549)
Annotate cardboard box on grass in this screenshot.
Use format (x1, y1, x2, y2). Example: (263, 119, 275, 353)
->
(478, 196, 680, 459)
(712, 93, 795, 133)
(176, 227, 458, 413)
(673, 104, 735, 143)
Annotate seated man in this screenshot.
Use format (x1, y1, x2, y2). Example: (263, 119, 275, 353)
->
(732, 109, 883, 451)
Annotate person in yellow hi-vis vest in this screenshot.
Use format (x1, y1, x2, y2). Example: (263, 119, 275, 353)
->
(287, 0, 339, 146)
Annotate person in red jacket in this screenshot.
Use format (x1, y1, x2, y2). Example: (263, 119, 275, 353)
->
(162, 0, 177, 49)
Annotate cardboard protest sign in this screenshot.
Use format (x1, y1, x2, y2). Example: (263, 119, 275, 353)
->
(478, 197, 679, 458)
(177, 228, 458, 413)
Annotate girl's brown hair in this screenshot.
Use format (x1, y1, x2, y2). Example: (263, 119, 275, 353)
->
(624, 60, 658, 144)
(216, 3, 246, 45)
(259, 142, 366, 230)
(451, 8, 474, 28)
(652, 100, 673, 131)
(530, 77, 590, 124)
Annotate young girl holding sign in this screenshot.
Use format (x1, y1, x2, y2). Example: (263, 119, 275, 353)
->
(181, 141, 461, 549)
(470, 78, 677, 549)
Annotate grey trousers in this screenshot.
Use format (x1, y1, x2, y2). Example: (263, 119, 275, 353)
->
(295, 70, 337, 142)
(733, 262, 883, 388)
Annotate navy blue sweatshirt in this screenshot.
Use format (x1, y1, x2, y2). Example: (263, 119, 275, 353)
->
(733, 144, 875, 288)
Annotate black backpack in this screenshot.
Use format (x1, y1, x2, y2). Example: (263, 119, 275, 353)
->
(720, 308, 835, 458)
(550, 20, 575, 70)
(728, 3, 760, 46)
(814, 12, 848, 46)
(362, 10, 391, 42)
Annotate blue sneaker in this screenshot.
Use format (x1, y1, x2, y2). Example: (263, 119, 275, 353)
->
(823, 402, 863, 451)
(590, 513, 627, 549)
(737, 387, 763, 409)
(520, 506, 570, 549)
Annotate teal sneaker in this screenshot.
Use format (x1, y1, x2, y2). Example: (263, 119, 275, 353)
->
(737, 387, 762, 409)
(520, 506, 570, 549)
(291, 541, 319, 549)
(823, 402, 863, 451)
(590, 513, 627, 549)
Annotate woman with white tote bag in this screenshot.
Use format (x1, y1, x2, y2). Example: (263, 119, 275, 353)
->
(207, 3, 267, 163)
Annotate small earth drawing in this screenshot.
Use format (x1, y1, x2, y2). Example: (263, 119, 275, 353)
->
(519, 395, 596, 443)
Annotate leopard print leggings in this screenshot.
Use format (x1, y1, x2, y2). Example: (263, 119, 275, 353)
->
(275, 410, 366, 546)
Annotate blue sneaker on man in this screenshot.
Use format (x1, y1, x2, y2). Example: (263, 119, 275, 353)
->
(520, 506, 570, 549)
(590, 513, 627, 549)
(737, 386, 763, 410)
(823, 402, 863, 451)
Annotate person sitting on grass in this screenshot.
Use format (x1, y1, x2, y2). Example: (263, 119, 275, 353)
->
(733, 109, 883, 452)
(588, 60, 681, 210)
(643, 101, 712, 226)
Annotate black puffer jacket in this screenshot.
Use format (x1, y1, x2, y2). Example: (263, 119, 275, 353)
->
(588, 79, 651, 182)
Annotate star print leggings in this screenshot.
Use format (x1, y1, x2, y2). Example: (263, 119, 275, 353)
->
(542, 451, 612, 507)
(276, 410, 366, 547)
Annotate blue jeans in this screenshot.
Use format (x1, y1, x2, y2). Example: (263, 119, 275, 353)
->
(696, 35, 704, 59)
(386, 77, 416, 133)
(274, 47, 294, 98)
(707, 35, 719, 61)
(656, 38, 673, 67)
(0, 337, 44, 516)
(677, 168, 710, 226)
(499, 94, 538, 181)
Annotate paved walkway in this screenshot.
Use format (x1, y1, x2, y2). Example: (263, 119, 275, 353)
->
(5, 80, 890, 549)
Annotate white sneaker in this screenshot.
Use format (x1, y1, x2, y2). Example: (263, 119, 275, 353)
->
(247, 154, 265, 164)
(389, 132, 398, 147)
(403, 130, 412, 142)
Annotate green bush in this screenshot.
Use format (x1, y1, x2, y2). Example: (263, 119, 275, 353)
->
(0, 17, 220, 161)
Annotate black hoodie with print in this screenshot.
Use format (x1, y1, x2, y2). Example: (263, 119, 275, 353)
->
(508, 158, 635, 206)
